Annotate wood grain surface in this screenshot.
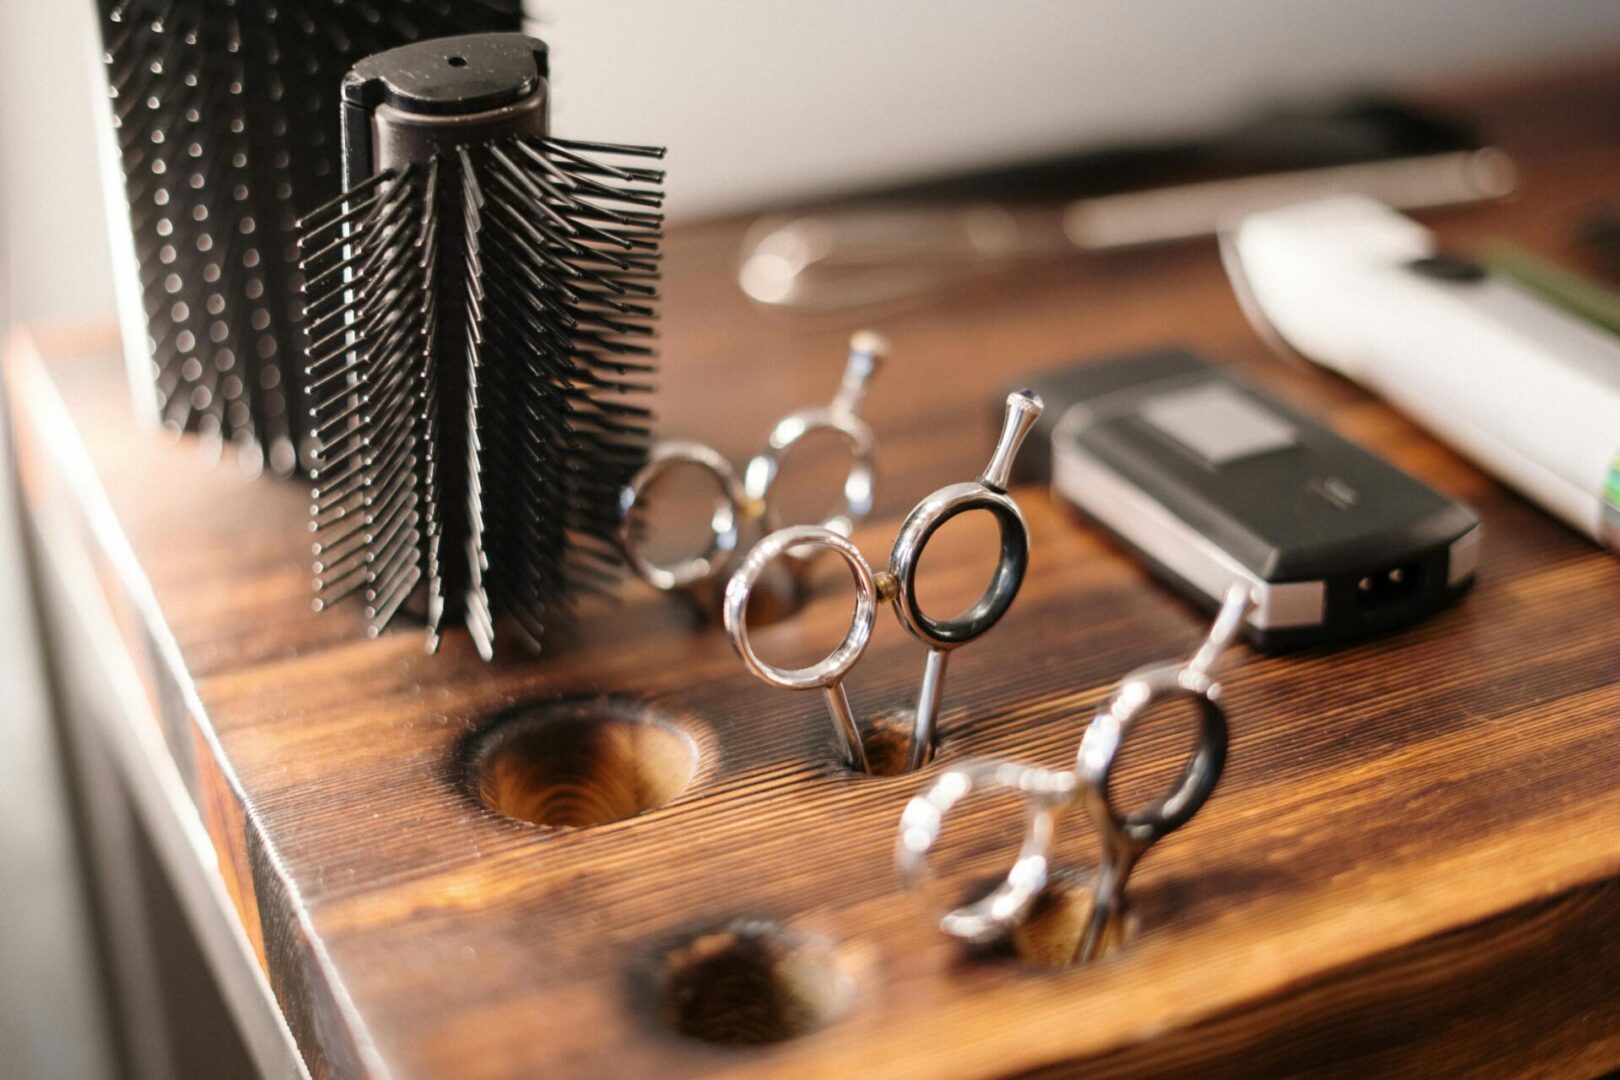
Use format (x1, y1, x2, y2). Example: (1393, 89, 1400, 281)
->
(10, 56, 1620, 1079)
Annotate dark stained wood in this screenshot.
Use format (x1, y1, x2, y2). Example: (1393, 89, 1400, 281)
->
(10, 53, 1620, 1079)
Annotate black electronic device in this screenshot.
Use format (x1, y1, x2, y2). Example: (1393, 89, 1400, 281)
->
(1020, 349, 1480, 649)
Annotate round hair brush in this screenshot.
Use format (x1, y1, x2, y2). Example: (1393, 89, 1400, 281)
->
(94, 0, 523, 475)
(300, 33, 664, 660)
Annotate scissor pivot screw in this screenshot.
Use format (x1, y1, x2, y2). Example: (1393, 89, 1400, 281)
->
(874, 570, 899, 603)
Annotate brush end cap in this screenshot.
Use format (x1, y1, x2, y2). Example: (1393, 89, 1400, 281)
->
(343, 33, 549, 116)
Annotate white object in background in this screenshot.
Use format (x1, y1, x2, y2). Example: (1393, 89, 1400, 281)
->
(536, 1, 1620, 221)
(1224, 195, 1620, 549)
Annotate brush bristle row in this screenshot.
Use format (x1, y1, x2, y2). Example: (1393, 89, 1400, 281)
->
(300, 137, 665, 657)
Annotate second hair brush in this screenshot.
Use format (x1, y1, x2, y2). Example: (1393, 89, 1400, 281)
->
(300, 34, 665, 659)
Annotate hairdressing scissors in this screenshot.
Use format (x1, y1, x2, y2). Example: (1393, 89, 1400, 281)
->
(895, 582, 1253, 961)
(618, 332, 886, 603)
(723, 390, 1044, 774)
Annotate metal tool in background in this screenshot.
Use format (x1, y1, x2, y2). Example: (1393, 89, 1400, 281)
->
(737, 98, 1516, 314)
(301, 33, 665, 660)
(723, 391, 1044, 775)
(92, 0, 523, 475)
(896, 583, 1251, 962)
(619, 332, 886, 611)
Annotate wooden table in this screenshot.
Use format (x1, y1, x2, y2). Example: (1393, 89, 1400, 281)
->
(10, 57, 1620, 1080)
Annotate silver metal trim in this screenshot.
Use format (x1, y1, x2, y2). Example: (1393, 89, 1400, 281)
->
(1066, 148, 1516, 251)
(1050, 406, 1326, 630)
(1447, 524, 1483, 587)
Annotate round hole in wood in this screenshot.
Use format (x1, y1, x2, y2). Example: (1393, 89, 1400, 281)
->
(465, 698, 698, 828)
(1004, 870, 1134, 969)
(659, 921, 853, 1044)
(856, 708, 926, 777)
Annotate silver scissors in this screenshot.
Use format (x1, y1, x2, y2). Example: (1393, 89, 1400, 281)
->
(723, 390, 1044, 775)
(618, 332, 886, 602)
(895, 583, 1254, 961)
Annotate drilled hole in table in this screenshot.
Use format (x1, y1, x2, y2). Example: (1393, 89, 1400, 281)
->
(857, 708, 927, 777)
(660, 921, 853, 1045)
(1005, 869, 1133, 969)
(466, 698, 698, 827)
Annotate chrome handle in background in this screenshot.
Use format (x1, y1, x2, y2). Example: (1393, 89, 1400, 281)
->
(738, 148, 1515, 314)
(738, 204, 1073, 312)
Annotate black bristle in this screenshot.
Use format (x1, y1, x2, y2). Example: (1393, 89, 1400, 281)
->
(302, 137, 664, 658)
(95, 0, 524, 475)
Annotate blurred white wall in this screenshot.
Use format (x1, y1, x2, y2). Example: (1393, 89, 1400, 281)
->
(537, 1, 1620, 217)
(5, 3, 1620, 322)
(1, 0, 112, 322)
(0, 3, 117, 1079)
(2, 4, 1620, 1080)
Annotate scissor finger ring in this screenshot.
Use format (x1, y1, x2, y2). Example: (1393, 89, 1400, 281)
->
(723, 524, 878, 771)
(1072, 659, 1231, 962)
(889, 388, 1041, 644)
(724, 525, 878, 692)
(620, 332, 886, 602)
(885, 389, 1043, 769)
(724, 390, 1045, 773)
(745, 330, 883, 546)
(1079, 664, 1229, 855)
(619, 441, 750, 592)
(898, 583, 1254, 957)
(1081, 581, 1249, 856)
(896, 759, 1079, 944)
